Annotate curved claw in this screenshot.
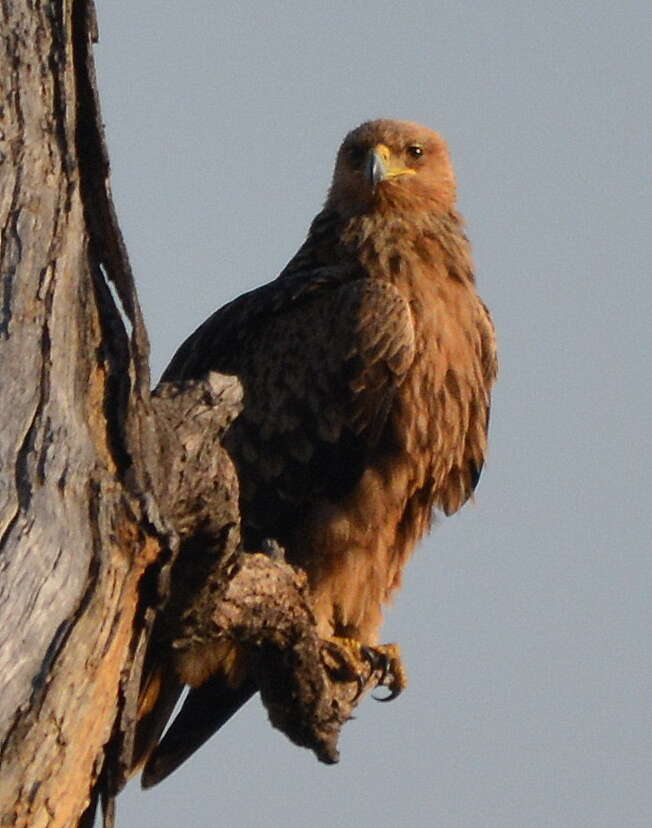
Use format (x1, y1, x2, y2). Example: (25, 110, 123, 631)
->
(372, 684, 402, 702)
(364, 643, 406, 702)
(361, 645, 389, 684)
(321, 637, 406, 702)
(352, 673, 366, 701)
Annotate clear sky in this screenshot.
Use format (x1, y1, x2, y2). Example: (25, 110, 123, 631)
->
(95, 2, 651, 826)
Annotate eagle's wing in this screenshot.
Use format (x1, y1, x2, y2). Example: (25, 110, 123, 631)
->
(162, 268, 416, 547)
(137, 269, 416, 786)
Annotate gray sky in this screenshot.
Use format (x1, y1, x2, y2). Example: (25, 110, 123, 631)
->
(95, 2, 651, 826)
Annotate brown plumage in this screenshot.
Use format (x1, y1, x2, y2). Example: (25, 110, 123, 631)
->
(136, 119, 497, 785)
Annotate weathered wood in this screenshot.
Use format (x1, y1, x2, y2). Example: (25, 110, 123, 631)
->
(0, 2, 163, 825)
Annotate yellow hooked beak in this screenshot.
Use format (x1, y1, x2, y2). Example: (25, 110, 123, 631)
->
(367, 143, 416, 188)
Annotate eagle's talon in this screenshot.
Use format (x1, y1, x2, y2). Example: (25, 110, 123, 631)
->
(321, 638, 406, 701)
(365, 643, 406, 702)
(353, 672, 366, 701)
(372, 684, 401, 702)
(321, 638, 362, 686)
(360, 645, 389, 684)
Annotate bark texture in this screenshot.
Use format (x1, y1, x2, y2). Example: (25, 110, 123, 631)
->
(0, 2, 162, 825)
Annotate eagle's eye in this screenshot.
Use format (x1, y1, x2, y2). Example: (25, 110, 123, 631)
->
(407, 145, 424, 159)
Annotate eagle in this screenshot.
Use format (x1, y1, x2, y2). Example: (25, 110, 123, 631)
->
(135, 119, 497, 786)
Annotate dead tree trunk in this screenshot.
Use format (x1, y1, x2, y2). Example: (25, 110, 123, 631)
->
(0, 1, 164, 825)
(0, 4, 398, 827)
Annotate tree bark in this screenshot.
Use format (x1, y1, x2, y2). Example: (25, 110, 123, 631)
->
(0, 4, 399, 826)
(0, 2, 163, 825)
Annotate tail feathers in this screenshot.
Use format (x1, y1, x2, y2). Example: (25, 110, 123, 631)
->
(141, 674, 257, 788)
(131, 666, 184, 777)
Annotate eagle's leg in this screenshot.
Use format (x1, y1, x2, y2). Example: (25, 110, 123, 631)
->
(320, 637, 407, 701)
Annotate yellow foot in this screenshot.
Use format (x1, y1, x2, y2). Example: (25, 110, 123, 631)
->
(369, 643, 408, 702)
(320, 636, 407, 701)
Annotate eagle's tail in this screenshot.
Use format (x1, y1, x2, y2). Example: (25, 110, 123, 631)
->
(132, 662, 256, 788)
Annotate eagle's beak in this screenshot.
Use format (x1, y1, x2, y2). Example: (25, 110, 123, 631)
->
(367, 143, 416, 189)
(368, 144, 390, 188)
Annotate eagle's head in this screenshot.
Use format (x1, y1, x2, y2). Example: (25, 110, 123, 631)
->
(327, 119, 457, 217)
